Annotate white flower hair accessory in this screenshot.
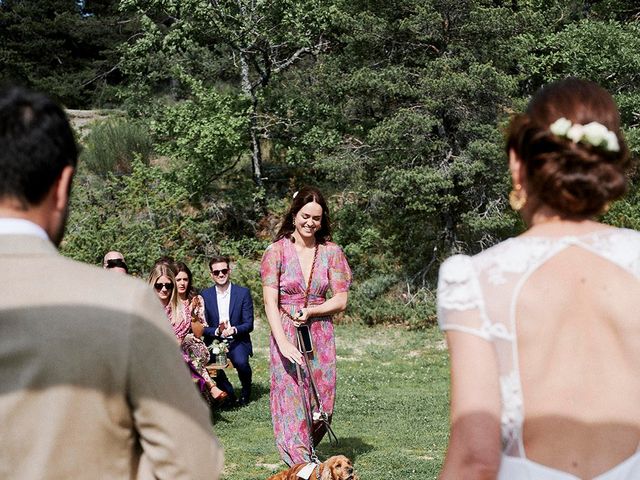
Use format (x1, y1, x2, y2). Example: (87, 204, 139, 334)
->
(549, 117, 620, 152)
(292, 191, 299, 199)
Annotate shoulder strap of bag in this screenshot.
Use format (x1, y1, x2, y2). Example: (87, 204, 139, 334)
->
(303, 244, 318, 308)
(280, 244, 318, 321)
(298, 244, 338, 448)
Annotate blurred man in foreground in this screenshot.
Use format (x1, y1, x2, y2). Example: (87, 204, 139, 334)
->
(0, 86, 223, 479)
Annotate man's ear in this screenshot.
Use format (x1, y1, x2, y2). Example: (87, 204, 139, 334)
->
(54, 166, 74, 211)
(508, 149, 524, 187)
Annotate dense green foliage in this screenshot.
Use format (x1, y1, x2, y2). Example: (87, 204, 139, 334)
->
(80, 117, 153, 175)
(5, 0, 639, 324)
(0, 0, 138, 107)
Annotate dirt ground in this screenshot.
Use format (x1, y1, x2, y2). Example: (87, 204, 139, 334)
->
(65, 109, 122, 138)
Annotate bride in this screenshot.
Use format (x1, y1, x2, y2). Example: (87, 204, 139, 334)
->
(437, 78, 640, 479)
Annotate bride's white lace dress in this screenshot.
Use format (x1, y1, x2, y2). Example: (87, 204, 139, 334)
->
(438, 227, 640, 479)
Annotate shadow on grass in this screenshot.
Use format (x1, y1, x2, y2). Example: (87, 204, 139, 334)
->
(209, 381, 269, 423)
(249, 381, 269, 403)
(208, 401, 231, 424)
(317, 436, 374, 462)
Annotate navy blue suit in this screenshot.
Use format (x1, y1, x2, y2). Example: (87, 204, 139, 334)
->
(201, 284, 254, 402)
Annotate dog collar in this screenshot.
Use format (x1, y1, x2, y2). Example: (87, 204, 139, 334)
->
(296, 462, 319, 479)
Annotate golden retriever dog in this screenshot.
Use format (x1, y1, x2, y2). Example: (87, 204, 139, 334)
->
(267, 455, 357, 480)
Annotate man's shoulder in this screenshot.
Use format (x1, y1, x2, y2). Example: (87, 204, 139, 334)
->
(201, 285, 216, 298)
(52, 256, 159, 315)
(232, 284, 251, 296)
(62, 256, 146, 289)
(5, 252, 169, 336)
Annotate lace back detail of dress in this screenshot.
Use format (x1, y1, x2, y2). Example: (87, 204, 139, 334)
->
(438, 228, 640, 457)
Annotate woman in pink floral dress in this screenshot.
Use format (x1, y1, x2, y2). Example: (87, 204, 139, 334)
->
(148, 263, 227, 403)
(261, 186, 352, 465)
(174, 261, 210, 371)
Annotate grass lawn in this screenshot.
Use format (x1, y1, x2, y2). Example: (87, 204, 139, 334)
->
(213, 319, 451, 479)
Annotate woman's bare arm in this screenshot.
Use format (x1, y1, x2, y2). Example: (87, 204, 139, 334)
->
(297, 292, 348, 323)
(439, 331, 502, 480)
(263, 285, 303, 365)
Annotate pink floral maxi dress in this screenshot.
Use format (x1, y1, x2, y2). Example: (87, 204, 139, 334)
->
(165, 296, 214, 387)
(261, 238, 352, 465)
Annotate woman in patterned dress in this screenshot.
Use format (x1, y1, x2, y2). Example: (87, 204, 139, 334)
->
(148, 263, 227, 403)
(261, 186, 352, 466)
(175, 261, 209, 364)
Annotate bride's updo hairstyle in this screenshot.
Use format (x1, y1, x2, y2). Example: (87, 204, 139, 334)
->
(506, 78, 630, 217)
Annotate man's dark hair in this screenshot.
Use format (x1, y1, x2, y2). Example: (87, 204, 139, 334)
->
(0, 86, 78, 207)
(209, 255, 230, 271)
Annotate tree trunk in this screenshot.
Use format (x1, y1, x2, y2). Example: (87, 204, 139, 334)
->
(239, 51, 263, 187)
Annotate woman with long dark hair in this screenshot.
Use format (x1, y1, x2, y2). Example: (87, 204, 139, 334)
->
(175, 261, 206, 338)
(438, 78, 639, 479)
(261, 186, 352, 465)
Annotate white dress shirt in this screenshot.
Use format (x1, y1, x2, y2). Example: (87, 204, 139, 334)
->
(0, 218, 49, 240)
(216, 283, 235, 335)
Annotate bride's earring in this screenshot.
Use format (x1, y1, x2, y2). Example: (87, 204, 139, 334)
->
(509, 184, 527, 211)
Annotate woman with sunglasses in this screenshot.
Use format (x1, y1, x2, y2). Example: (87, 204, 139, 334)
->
(261, 186, 352, 466)
(148, 264, 227, 404)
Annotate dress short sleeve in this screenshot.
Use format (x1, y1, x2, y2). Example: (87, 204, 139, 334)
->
(437, 254, 490, 340)
(327, 243, 352, 293)
(261, 241, 282, 289)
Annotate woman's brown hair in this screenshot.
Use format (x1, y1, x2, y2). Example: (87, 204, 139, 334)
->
(506, 78, 630, 217)
(174, 261, 198, 300)
(275, 185, 332, 243)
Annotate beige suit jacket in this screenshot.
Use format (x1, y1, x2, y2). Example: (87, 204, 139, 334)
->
(0, 235, 223, 479)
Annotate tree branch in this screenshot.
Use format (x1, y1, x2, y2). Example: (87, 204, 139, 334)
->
(81, 62, 123, 87)
(272, 38, 329, 75)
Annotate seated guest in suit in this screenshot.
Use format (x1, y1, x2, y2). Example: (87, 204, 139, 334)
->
(202, 255, 255, 406)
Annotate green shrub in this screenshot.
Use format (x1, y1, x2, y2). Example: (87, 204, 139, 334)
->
(346, 279, 437, 328)
(81, 118, 153, 175)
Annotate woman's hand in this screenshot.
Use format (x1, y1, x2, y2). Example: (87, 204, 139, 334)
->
(277, 339, 303, 365)
(191, 320, 204, 338)
(293, 307, 310, 326)
(221, 326, 235, 338)
(190, 296, 202, 321)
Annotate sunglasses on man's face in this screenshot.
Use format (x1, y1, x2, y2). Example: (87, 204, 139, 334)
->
(154, 282, 174, 291)
(106, 258, 127, 270)
(211, 269, 229, 277)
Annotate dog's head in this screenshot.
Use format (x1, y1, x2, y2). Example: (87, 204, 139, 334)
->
(319, 455, 356, 480)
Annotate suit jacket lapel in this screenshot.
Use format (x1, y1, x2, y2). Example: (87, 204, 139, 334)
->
(228, 284, 238, 320)
(209, 289, 220, 326)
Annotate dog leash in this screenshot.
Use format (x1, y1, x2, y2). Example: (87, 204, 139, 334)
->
(281, 244, 338, 461)
(297, 330, 339, 446)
